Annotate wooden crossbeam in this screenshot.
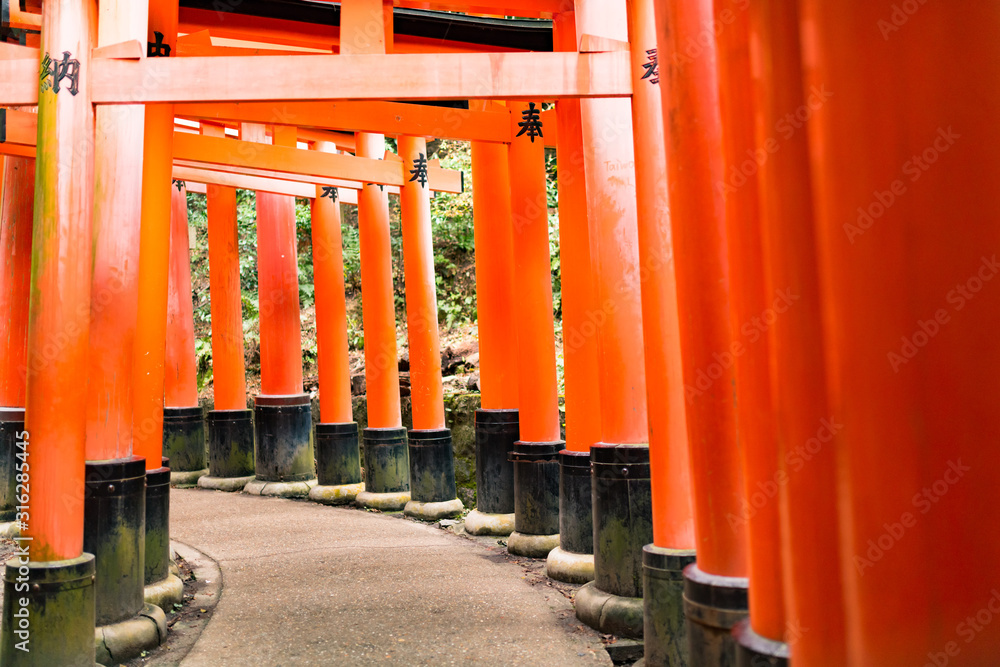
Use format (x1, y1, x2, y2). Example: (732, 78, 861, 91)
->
(0, 51, 630, 107)
(2, 109, 462, 193)
(172, 165, 363, 202)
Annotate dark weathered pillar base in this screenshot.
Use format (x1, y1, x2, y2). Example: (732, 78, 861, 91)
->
(163, 406, 207, 483)
(472, 409, 517, 518)
(251, 394, 316, 497)
(310, 422, 363, 505)
(643, 546, 696, 667)
(509, 440, 561, 558)
(683, 564, 749, 666)
(84, 457, 146, 627)
(145, 465, 171, 588)
(404, 429, 462, 520)
(95, 603, 166, 666)
(0, 407, 25, 523)
(733, 619, 789, 667)
(357, 427, 410, 511)
(548, 449, 593, 583)
(575, 581, 644, 639)
(200, 409, 254, 491)
(1, 553, 96, 666)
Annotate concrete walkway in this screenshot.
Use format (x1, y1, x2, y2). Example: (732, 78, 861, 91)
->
(162, 488, 612, 666)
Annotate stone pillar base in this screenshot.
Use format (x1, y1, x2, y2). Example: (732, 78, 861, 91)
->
(575, 580, 644, 639)
(144, 573, 184, 611)
(403, 498, 464, 521)
(309, 482, 365, 505)
(546, 546, 595, 584)
(95, 603, 167, 666)
(243, 478, 317, 498)
(507, 530, 560, 558)
(170, 468, 208, 487)
(198, 474, 254, 492)
(356, 490, 410, 511)
(464, 509, 515, 536)
(643, 546, 696, 667)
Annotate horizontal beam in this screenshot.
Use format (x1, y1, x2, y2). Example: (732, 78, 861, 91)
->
(173, 165, 360, 204)
(90, 51, 631, 104)
(1, 52, 630, 107)
(174, 100, 513, 144)
(173, 133, 463, 192)
(173, 159, 404, 194)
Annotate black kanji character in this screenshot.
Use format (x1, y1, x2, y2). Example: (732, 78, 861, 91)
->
(516, 102, 544, 143)
(321, 186, 338, 201)
(148, 31, 171, 58)
(47, 51, 81, 96)
(408, 153, 428, 187)
(641, 48, 659, 85)
(172, 179, 185, 191)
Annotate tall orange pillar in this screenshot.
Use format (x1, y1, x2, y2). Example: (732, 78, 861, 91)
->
(399, 136, 462, 520)
(749, 2, 846, 665)
(624, 0, 697, 661)
(506, 100, 563, 558)
(569, 2, 654, 639)
(162, 182, 207, 483)
(342, 0, 410, 511)
(467, 137, 519, 536)
(135, 0, 179, 603)
(1, 0, 99, 661)
(83, 0, 156, 634)
(246, 123, 315, 496)
(654, 0, 749, 662)
(802, 2, 1000, 664)
(0, 156, 33, 528)
(712, 0, 787, 662)
(199, 123, 254, 491)
(134, 0, 178, 472)
(309, 141, 363, 505)
(546, 13, 603, 584)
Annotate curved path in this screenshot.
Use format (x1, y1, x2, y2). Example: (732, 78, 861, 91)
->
(164, 488, 612, 666)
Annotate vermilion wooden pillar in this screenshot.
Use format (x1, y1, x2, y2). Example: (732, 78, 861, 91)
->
(750, 2, 846, 665)
(624, 0, 696, 661)
(308, 141, 363, 505)
(83, 0, 154, 636)
(246, 123, 316, 496)
(134, 0, 179, 473)
(546, 12, 602, 585)
(801, 2, 1000, 664)
(0, 156, 33, 528)
(199, 123, 255, 492)
(1, 0, 99, 661)
(570, 0, 653, 640)
(399, 135, 462, 520)
(713, 0, 787, 659)
(162, 182, 207, 482)
(0, 157, 33, 410)
(506, 100, 563, 558)
(654, 0, 749, 661)
(467, 136, 519, 536)
(342, 0, 410, 511)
